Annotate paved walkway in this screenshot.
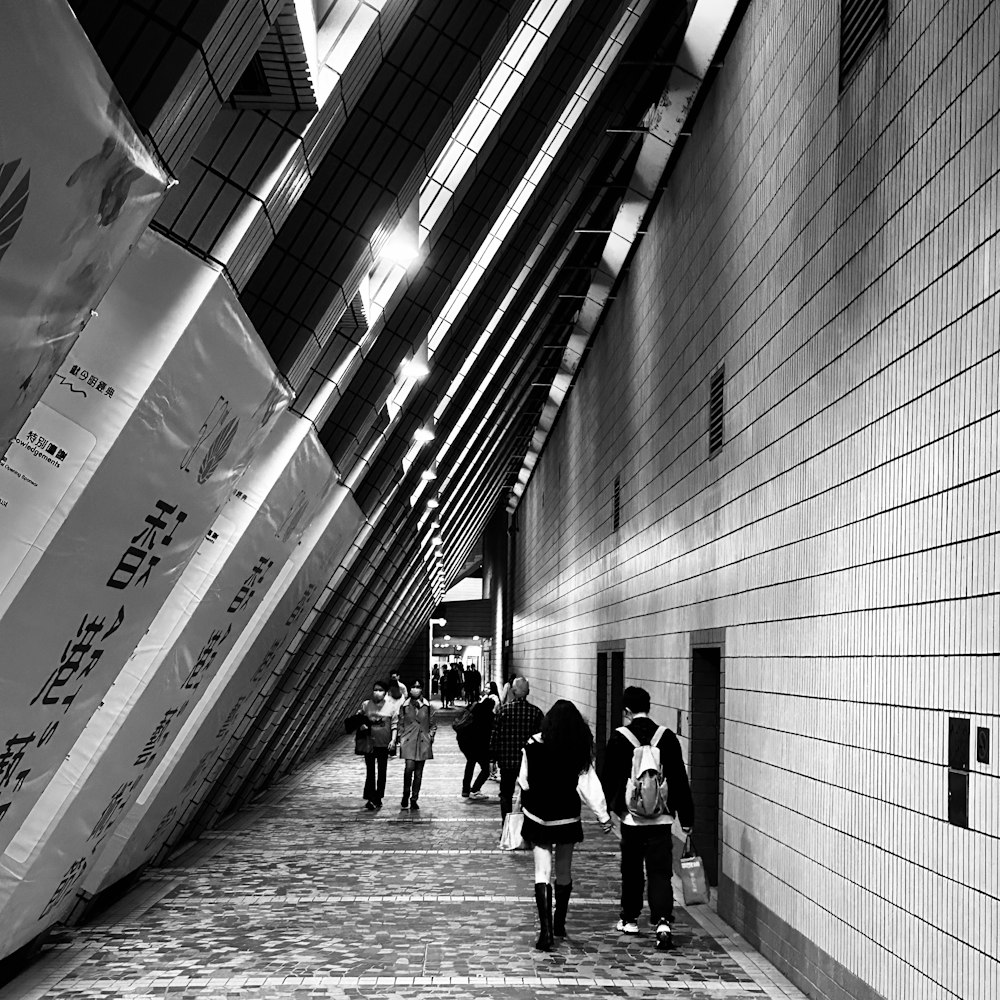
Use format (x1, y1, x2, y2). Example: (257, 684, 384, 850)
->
(1, 706, 807, 1000)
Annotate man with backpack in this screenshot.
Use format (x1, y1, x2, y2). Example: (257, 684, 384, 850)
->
(601, 686, 694, 951)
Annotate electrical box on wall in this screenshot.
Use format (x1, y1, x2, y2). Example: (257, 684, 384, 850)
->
(977, 726, 990, 765)
(948, 717, 970, 828)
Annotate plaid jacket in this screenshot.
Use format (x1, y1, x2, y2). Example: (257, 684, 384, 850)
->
(489, 698, 544, 771)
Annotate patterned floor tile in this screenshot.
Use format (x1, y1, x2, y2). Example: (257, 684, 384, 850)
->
(0, 706, 807, 1000)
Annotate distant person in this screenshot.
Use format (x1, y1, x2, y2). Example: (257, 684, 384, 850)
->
(396, 679, 436, 810)
(601, 685, 693, 951)
(499, 671, 518, 705)
(386, 671, 407, 712)
(431, 664, 440, 699)
(452, 663, 466, 703)
(489, 677, 543, 820)
(354, 679, 397, 810)
(518, 699, 612, 950)
(440, 665, 455, 708)
(458, 693, 495, 799)
(465, 664, 481, 702)
(484, 680, 501, 713)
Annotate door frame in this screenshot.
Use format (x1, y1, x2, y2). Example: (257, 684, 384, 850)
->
(596, 640, 626, 773)
(689, 628, 725, 887)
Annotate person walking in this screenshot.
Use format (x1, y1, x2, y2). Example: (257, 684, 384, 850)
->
(600, 685, 693, 951)
(489, 676, 543, 820)
(396, 679, 436, 810)
(386, 670, 407, 712)
(518, 699, 612, 950)
(355, 679, 397, 810)
(458, 693, 495, 799)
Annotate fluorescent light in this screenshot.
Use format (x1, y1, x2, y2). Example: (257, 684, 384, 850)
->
(402, 338, 430, 379)
(426, 497, 440, 509)
(413, 420, 436, 442)
(420, 466, 438, 481)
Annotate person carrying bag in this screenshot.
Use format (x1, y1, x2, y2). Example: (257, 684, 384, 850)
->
(353, 679, 397, 811)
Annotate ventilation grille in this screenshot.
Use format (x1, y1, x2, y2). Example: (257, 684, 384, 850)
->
(840, 0, 887, 86)
(709, 365, 725, 456)
(613, 474, 621, 532)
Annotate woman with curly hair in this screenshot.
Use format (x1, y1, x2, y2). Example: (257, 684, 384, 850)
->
(517, 699, 612, 950)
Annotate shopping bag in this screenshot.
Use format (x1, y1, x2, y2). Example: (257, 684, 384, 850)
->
(499, 785, 526, 850)
(675, 834, 710, 904)
(499, 810, 526, 851)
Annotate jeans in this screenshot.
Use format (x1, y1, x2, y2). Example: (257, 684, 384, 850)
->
(402, 759, 426, 803)
(620, 823, 675, 925)
(363, 749, 389, 804)
(499, 765, 519, 819)
(462, 756, 490, 795)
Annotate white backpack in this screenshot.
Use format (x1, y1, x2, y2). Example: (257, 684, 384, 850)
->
(618, 725, 670, 819)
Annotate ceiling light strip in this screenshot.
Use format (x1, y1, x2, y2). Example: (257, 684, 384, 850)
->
(389, 0, 653, 476)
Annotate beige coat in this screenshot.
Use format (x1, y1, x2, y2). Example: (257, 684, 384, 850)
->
(397, 697, 437, 760)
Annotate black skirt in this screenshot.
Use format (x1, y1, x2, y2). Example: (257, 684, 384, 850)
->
(521, 815, 583, 846)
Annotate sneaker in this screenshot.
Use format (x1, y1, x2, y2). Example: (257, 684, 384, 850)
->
(400, 799, 410, 810)
(461, 791, 470, 798)
(364, 801, 377, 811)
(410, 801, 420, 810)
(616, 919, 639, 935)
(469, 790, 487, 799)
(373, 801, 383, 811)
(655, 922, 673, 950)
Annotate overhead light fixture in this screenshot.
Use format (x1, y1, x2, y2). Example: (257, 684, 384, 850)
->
(401, 339, 430, 379)
(420, 463, 438, 481)
(443, 634, 451, 640)
(379, 200, 419, 267)
(432, 535, 444, 545)
(426, 497, 440, 509)
(413, 419, 436, 442)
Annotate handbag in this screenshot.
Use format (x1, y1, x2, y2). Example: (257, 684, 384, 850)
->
(499, 785, 526, 851)
(675, 833, 710, 905)
(344, 712, 367, 734)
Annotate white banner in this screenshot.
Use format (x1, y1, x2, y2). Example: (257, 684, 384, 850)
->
(0, 272, 289, 934)
(0, 231, 227, 620)
(0, 405, 98, 596)
(93, 487, 364, 889)
(0, 427, 334, 952)
(0, 0, 168, 453)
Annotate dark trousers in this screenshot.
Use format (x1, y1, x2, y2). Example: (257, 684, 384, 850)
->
(499, 765, 519, 819)
(363, 749, 389, 804)
(620, 823, 675, 925)
(402, 759, 426, 803)
(462, 756, 490, 795)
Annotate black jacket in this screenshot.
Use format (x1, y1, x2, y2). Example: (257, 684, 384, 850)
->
(600, 716, 694, 828)
(456, 698, 495, 758)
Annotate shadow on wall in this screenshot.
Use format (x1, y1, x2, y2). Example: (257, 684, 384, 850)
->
(736, 826, 760, 946)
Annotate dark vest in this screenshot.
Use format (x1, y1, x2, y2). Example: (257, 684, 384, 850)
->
(521, 738, 581, 823)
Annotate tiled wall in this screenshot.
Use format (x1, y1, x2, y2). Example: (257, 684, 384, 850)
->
(511, 1, 999, 998)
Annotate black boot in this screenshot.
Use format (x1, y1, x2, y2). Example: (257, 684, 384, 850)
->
(534, 883, 553, 951)
(553, 881, 572, 936)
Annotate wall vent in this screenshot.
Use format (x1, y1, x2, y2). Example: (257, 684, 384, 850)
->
(709, 365, 725, 456)
(840, 0, 887, 87)
(613, 474, 621, 532)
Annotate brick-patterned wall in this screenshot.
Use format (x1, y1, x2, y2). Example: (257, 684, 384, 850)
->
(511, 1, 999, 998)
